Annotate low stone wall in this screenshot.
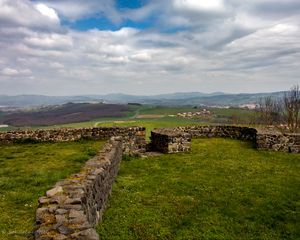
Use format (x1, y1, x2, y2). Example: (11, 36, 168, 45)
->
(172, 125, 257, 141)
(150, 129, 191, 153)
(151, 125, 300, 154)
(257, 130, 300, 153)
(0, 126, 146, 155)
(35, 137, 123, 240)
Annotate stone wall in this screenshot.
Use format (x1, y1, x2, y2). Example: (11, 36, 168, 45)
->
(256, 130, 300, 153)
(150, 125, 300, 154)
(0, 126, 146, 155)
(35, 137, 123, 240)
(172, 125, 257, 141)
(150, 129, 191, 153)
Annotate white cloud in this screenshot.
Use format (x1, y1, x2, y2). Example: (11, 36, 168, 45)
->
(1, 67, 19, 76)
(130, 52, 152, 62)
(1, 67, 31, 77)
(0, 0, 61, 32)
(24, 34, 73, 50)
(173, 0, 225, 12)
(35, 3, 60, 23)
(0, 0, 299, 95)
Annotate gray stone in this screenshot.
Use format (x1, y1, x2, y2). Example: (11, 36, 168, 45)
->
(46, 186, 63, 197)
(53, 234, 67, 240)
(58, 225, 74, 235)
(72, 228, 99, 240)
(36, 208, 49, 224)
(55, 209, 68, 215)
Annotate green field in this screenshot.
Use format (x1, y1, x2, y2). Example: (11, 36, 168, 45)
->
(0, 140, 104, 240)
(0, 105, 258, 132)
(98, 138, 300, 240)
(138, 106, 200, 115)
(96, 118, 201, 139)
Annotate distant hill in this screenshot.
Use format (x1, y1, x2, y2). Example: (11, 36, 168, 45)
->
(0, 95, 104, 108)
(0, 91, 286, 108)
(0, 102, 130, 127)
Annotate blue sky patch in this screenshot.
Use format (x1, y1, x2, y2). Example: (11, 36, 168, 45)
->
(116, 0, 147, 9)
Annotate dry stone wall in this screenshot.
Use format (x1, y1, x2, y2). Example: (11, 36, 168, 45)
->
(150, 129, 191, 153)
(172, 125, 257, 141)
(256, 130, 300, 153)
(150, 125, 300, 154)
(35, 137, 123, 240)
(0, 126, 146, 155)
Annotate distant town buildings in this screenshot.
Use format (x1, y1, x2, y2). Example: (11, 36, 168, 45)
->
(177, 109, 212, 119)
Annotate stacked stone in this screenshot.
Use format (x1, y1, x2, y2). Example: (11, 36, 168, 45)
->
(150, 128, 191, 153)
(35, 137, 123, 240)
(151, 125, 299, 154)
(256, 130, 300, 153)
(173, 125, 257, 141)
(0, 126, 146, 155)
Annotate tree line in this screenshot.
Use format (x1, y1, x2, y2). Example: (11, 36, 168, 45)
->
(258, 85, 299, 132)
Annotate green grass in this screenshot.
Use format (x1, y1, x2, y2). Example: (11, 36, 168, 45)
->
(97, 138, 300, 240)
(139, 106, 199, 115)
(96, 118, 201, 139)
(0, 140, 104, 240)
(210, 108, 257, 124)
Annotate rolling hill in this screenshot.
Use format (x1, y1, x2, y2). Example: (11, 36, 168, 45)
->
(0, 91, 285, 108)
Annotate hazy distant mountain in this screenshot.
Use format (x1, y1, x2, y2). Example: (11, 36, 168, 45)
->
(0, 95, 104, 108)
(0, 91, 285, 108)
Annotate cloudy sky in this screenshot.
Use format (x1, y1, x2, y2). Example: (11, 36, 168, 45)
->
(0, 0, 299, 95)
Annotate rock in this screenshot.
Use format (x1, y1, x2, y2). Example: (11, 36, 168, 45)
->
(64, 197, 82, 205)
(36, 208, 49, 224)
(55, 209, 68, 215)
(53, 234, 68, 240)
(69, 210, 85, 219)
(72, 228, 99, 240)
(46, 186, 63, 197)
(55, 214, 67, 226)
(38, 197, 51, 205)
(58, 225, 74, 235)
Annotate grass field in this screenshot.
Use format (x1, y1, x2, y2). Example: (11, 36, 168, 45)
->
(0, 140, 104, 240)
(97, 138, 300, 240)
(96, 118, 201, 139)
(0, 105, 258, 132)
(138, 106, 200, 115)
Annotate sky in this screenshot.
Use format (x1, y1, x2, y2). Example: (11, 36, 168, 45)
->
(0, 0, 299, 96)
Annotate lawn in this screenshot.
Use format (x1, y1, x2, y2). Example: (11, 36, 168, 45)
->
(0, 140, 104, 240)
(97, 138, 300, 240)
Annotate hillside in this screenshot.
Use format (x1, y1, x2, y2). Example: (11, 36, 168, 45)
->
(0, 91, 285, 108)
(0, 103, 131, 127)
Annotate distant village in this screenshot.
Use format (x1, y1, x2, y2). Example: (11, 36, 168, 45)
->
(177, 109, 212, 119)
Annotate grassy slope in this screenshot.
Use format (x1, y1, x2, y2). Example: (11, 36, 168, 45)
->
(98, 138, 300, 240)
(0, 140, 104, 240)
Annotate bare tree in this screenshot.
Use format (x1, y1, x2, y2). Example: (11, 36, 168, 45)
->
(283, 85, 300, 131)
(258, 96, 282, 125)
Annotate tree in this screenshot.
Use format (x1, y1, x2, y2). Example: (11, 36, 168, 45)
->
(258, 96, 282, 125)
(283, 85, 300, 131)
